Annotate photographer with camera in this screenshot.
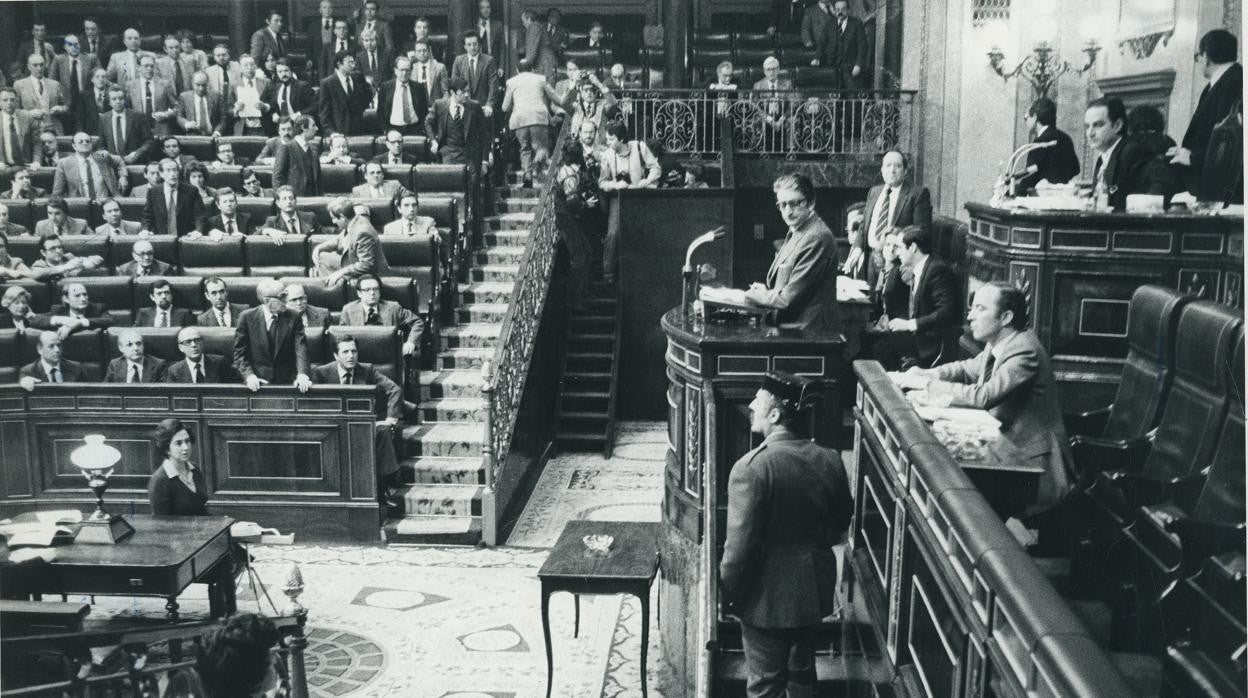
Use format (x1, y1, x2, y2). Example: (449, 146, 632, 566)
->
(597, 122, 659, 284)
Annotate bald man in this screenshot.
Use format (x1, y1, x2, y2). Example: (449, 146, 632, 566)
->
(20, 331, 88, 390)
(104, 329, 168, 383)
(233, 278, 312, 392)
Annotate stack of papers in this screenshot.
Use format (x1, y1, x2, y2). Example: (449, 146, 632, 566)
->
(837, 277, 870, 301)
(699, 286, 750, 307)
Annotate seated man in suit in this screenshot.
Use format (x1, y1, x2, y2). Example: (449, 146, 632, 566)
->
(240, 167, 272, 199)
(96, 198, 143, 236)
(372, 129, 420, 166)
(197, 276, 247, 328)
(209, 142, 249, 170)
(164, 325, 234, 383)
(319, 131, 361, 165)
(254, 116, 294, 165)
(311, 332, 404, 493)
(316, 199, 390, 287)
(19, 330, 87, 390)
(284, 283, 330, 331)
(117, 239, 174, 277)
(141, 158, 206, 236)
(51, 132, 127, 199)
(0, 235, 34, 282)
(29, 232, 105, 281)
(159, 137, 198, 171)
(258, 185, 317, 247)
(129, 162, 162, 199)
(0, 203, 28, 237)
(34, 196, 89, 236)
(5, 167, 48, 200)
(193, 187, 252, 239)
(134, 277, 194, 327)
(352, 161, 410, 200)
(383, 191, 437, 237)
(338, 274, 423, 358)
(232, 278, 312, 392)
(104, 329, 168, 383)
(49, 280, 113, 327)
(895, 282, 1074, 513)
(1016, 97, 1080, 193)
(870, 226, 960, 370)
(862, 150, 932, 281)
(1085, 96, 1162, 212)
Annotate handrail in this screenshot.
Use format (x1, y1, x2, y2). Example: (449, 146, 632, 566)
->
(481, 123, 571, 494)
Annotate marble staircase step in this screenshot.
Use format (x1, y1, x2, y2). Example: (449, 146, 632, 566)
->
(483, 212, 534, 231)
(419, 397, 488, 422)
(498, 185, 540, 198)
(395, 455, 484, 485)
(387, 483, 483, 517)
(400, 422, 484, 457)
(496, 197, 540, 213)
(437, 347, 495, 370)
(382, 514, 482, 545)
(469, 264, 521, 282)
(481, 230, 531, 246)
(457, 282, 514, 305)
(420, 369, 484, 399)
(441, 323, 501, 348)
(457, 302, 510, 324)
(476, 246, 528, 265)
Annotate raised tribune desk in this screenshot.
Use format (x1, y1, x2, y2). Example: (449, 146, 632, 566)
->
(0, 384, 381, 542)
(963, 202, 1243, 404)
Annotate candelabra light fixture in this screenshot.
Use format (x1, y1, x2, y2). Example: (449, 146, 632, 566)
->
(987, 39, 1101, 98)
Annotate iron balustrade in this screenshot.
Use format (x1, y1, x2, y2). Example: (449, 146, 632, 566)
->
(613, 88, 919, 157)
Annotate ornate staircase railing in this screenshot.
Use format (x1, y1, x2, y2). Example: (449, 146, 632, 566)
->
(480, 124, 570, 545)
(615, 87, 919, 158)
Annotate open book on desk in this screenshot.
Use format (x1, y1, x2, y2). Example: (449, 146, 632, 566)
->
(698, 285, 750, 308)
(0, 510, 84, 549)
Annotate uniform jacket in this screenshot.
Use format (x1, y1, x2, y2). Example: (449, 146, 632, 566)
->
(719, 428, 852, 628)
(104, 354, 169, 383)
(751, 213, 841, 334)
(929, 329, 1074, 509)
(232, 305, 310, 383)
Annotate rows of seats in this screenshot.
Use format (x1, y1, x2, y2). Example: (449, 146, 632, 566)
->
(0, 325, 409, 398)
(1028, 285, 1245, 692)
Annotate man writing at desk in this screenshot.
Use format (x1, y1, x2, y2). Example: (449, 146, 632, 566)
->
(892, 282, 1074, 512)
(743, 173, 841, 334)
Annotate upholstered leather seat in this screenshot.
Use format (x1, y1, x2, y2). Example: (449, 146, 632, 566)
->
(246, 235, 308, 277)
(346, 136, 376, 163)
(218, 136, 270, 163)
(0, 329, 22, 383)
(116, 197, 147, 225)
(326, 324, 402, 386)
(177, 136, 216, 162)
(179, 236, 246, 277)
(414, 164, 468, 196)
(198, 326, 237, 362)
(419, 197, 458, 232)
(7, 279, 53, 313)
(110, 234, 178, 273)
(234, 198, 276, 229)
(60, 276, 134, 325)
(320, 165, 359, 195)
(205, 165, 244, 191)
(381, 236, 438, 316)
(564, 48, 607, 72)
(734, 32, 774, 48)
(1066, 285, 1191, 441)
(735, 48, 776, 70)
(356, 197, 397, 228)
(692, 32, 732, 50)
(0, 199, 33, 229)
(379, 165, 415, 191)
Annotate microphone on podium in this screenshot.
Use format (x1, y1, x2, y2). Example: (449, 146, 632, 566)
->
(1002, 141, 1057, 198)
(682, 226, 728, 326)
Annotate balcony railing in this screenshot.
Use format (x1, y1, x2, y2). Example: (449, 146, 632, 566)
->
(615, 88, 919, 157)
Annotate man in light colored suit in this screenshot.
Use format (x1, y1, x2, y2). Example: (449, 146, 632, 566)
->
(106, 29, 146, 87)
(351, 161, 409, 200)
(50, 35, 100, 117)
(52, 131, 127, 199)
(15, 53, 69, 136)
(338, 273, 423, 357)
(409, 40, 447, 103)
(205, 45, 241, 98)
(896, 282, 1076, 512)
(33, 197, 90, 237)
(502, 64, 560, 186)
(250, 11, 288, 64)
(752, 56, 793, 139)
(104, 329, 169, 383)
(95, 198, 142, 236)
(0, 88, 38, 169)
(155, 36, 191, 94)
(314, 198, 390, 287)
(383, 191, 436, 237)
(128, 54, 178, 137)
(177, 71, 224, 136)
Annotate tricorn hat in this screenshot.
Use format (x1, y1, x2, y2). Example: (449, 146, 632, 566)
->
(761, 370, 816, 413)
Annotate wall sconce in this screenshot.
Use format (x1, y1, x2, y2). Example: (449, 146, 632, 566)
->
(987, 39, 1101, 98)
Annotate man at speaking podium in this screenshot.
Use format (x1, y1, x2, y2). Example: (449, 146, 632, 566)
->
(743, 173, 842, 334)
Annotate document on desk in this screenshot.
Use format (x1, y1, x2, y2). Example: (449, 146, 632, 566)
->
(699, 286, 751, 308)
(913, 405, 1002, 429)
(837, 276, 870, 301)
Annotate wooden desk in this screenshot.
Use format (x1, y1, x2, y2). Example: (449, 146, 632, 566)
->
(538, 520, 659, 698)
(1, 515, 236, 620)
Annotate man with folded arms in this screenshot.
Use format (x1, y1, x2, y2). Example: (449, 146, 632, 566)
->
(104, 329, 168, 383)
(47, 282, 113, 337)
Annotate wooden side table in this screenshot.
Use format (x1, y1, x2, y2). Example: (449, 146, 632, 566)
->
(538, 520, 660, 698)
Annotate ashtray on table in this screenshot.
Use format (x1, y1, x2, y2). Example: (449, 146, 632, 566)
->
(582, 534, 614, 556)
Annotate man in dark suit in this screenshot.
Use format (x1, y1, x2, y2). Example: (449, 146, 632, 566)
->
(338, 274, 423, 357)
(134, 278, 194, 327)
(870, 225, 960, 370)
(823, 0, 868, 89)
(99, 86, 154, 165)
(51, 131, 127, 199)
(197, 276, 247, 328)
(319, 52, 374, 136)
(896, 282, 1075, 512)
(377, 58, 428, 136)
(50, 34, 100, 124)
(284, 283, 331, 331)
(164, 326, 233, 383)
(82, 18, 119, 65)
(19, 331, 88, 390)
(117, 239, 175, 278)
(104, 329, 168, 383)
(1017, 97, 1081, 193)
(0, 88, 37, 170)
(320, 20, 358, 79)
(474, 0, 506, 67)
(305, 0, 340, 78)
(250, 11, 288, 63)
(311, 332, 404, 494)
(862, 150, 932, 282)
(801, 0, 832, 67)
(263, 59, 314, 134)
(743, 174, 840, 333)
(233, 278, 312, 392)
(1170, 29, 1242, 187)
(261, 185, 319, 240)
(177, 71, 225, 136)
(426, 77, 488, 176)
(355, 29, 393, 88)
(48, 282, 114, 334)
(353, 0, 395, 56)
(272, 115, 322, 196)
(76, 68, 114, 138)
(372, 128, 420, 165)
(720, 371, 851, 697)
(142, 158, 205, 236)
(196, 187, 252, 237)
(1085, 97, 1158, 211)
(450, 33, 498, 118)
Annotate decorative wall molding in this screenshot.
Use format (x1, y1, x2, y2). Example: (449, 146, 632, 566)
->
(1116, 0, 1177, 59)
(1096, 69, 1176, 119)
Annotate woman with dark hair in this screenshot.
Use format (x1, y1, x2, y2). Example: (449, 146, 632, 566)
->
(555, 139, 597, 305)
(148, 418, 208, 516)
(197, 612, 287, 698)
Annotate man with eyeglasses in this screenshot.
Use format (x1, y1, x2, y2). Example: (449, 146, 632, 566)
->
(118, 239, 174, 278)
(339, 274, 423, 359)
(164, 326, 233, 383)
(177, 71, 224, 137)
(372, 129, 419, 166)
(104, 329, 169, 383)
(15, 53, 69, 136)
(284, 282, 330, 330)
(20, 331, 87, 391)
(196, 276, 247, 328)
(30, 233, 104, 281)
(378, 58, 427, 136)
(233, 278, 312, 393)
(741, 173, 841, 334)
(134, 277, 192, 327)
(52, 131, 127, 199)
(352, 161, 408, 200)
(51, 35, 100, 121)
(240, 167, 272, 198)
(128, 54, 179, 137)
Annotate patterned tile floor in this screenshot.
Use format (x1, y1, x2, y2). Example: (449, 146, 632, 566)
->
(87, 422, 670, 698)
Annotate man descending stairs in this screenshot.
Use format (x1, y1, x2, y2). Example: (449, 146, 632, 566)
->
(382, 183, 540, 545)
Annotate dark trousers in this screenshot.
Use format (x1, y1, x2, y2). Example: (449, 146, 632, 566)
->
(740, 622, 819, 698)
(386, 122, 424, 136)
(603, 195, 621, 281)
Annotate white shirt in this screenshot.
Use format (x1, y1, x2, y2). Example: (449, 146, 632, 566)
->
(161, 458, 197, 491)
(390, 80, 414, 125)
(909, 255, 928, 297)
(263, 309, 276, 330)
(42, 360, 63, 380)
(126, 359, 144, 381)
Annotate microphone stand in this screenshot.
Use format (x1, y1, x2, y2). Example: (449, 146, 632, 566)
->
(1001, 141, 1056, 198)
(682, 226, 727, 328)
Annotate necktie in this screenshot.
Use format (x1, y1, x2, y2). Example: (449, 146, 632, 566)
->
(89, 38, 96, 55)
(158, 309, 168, 327)
(980, 352, 996, 386)
(129, 363, 140, 383)
(346, 77, 353, 94)
(4, 114, 16, 165)
(338, 40, 346, 54)
(84, 157, 97, 199)
(198, 96, 209, 131)
(343, 370, 353, 385)
(402, 84, 413, 124)
(96, 90, 104, 111)
(909, 266, 921, 317)
(420, 65, 427, 83)
(324, 19, 331, 31)
(221, 68, 229, 92)
(225, 218, 235, 235)
(144, 81, 154, 114)
(216, 309, 227, 327)
(35, 79, 43, 98)
(869, 187, 892, 247)
(175, 60, 185, 93)
(469, 59, 476, 85)
(454, 104, 462, 122)
(167, 189, 178, 235)
(286, 216, 298, 234)
(370, 52, 377, 76)
(366, 308, 380, 325)
(280, 85, 289, 115)
(51, 367, 62, 383)
(114, 114, 125, 155)
(193, 361, 204, 383)
(70, 60, 80, 98)
(267, 314, 278, 345)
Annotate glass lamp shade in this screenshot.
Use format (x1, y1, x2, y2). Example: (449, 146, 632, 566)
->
(70, 434, 122, 474)
(69, 435, 133, 544)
